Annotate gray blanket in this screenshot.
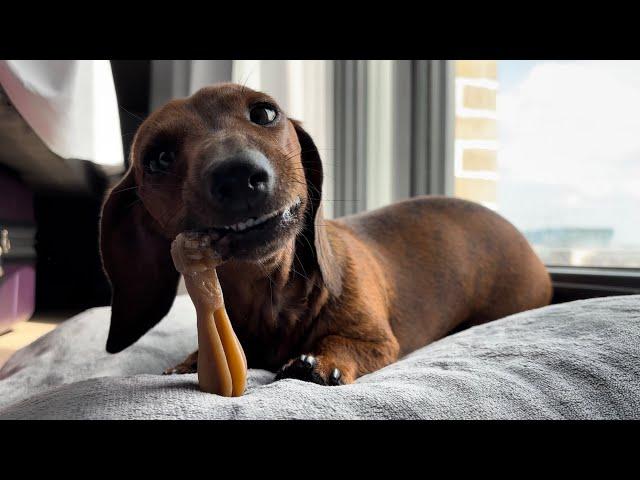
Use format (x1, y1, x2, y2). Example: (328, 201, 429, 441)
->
(1, 294, 639, 419)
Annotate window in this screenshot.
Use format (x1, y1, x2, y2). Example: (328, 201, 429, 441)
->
(148, 60, 640, 271)
(455, 60, 640, 268)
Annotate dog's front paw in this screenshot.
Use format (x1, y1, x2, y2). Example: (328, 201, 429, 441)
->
(274, 354, 345, 386)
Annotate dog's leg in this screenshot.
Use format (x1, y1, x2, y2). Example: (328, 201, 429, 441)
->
(163, 350, 199, 375)
(275, 332, 399, 386)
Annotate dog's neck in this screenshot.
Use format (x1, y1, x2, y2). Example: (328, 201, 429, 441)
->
(213, 235, 327, 367)
(217, 236, 294, 283)
(215, 236, 303, 321)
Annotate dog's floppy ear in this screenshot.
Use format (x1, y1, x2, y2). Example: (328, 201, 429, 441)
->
(99, 168, 180, 353)
(290, 119, 343, 297)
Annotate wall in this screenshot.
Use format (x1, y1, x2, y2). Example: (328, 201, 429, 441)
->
(454, 60, 498, 209)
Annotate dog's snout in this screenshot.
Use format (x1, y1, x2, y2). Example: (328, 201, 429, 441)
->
(209, 151, 275, 212)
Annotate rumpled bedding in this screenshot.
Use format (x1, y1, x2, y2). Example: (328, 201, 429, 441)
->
(1, 294, 638, 419)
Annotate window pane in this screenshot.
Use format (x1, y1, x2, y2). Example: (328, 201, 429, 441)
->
(454, 60, 640, 268)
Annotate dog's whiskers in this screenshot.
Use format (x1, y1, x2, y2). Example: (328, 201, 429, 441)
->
(109, 183, 183, 195)
(284, 241, 310, 283)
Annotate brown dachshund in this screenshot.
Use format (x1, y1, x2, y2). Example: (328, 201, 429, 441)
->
(100, 83, 552, 385)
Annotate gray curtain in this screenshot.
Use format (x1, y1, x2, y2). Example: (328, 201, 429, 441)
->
(150, 60, 233, 110)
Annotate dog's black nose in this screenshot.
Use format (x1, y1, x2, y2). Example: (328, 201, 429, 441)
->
(209, 151, 275, 212)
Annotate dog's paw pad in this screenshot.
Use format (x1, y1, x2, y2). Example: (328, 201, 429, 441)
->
(275, 355, 343, 386)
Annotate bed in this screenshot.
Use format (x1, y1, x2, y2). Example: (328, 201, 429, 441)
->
(0, 294, 639, 419)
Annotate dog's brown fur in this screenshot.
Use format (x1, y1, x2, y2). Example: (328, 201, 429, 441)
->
(100, 83, 552, 385)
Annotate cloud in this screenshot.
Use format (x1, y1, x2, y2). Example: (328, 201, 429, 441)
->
(496, 61, 640, 245)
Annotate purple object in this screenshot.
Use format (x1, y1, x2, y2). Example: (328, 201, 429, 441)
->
(0, 265, 35, 334)
(0, 170, 36, 334)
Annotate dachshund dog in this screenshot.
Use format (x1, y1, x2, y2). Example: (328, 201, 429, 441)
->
(100, 83, 552, 385)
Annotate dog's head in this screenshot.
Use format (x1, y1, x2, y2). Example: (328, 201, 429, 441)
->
(100, 83, 340, 353)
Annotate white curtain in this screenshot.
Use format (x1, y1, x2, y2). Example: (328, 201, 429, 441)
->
(0, 60, 124, 168)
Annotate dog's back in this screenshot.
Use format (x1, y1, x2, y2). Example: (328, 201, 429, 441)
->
(333, 196, 552, 356)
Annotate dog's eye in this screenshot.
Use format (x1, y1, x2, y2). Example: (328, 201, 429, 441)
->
(145, 150, 175, 174)
(249, 104, 277, 125)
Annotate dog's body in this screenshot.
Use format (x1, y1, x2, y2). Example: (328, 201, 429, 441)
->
(100, 83, 552, 385)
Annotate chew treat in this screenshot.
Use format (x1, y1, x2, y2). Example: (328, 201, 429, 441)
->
(171, 233, 247, 396)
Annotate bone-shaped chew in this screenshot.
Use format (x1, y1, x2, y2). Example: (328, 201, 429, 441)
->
(170, 233, 247, 396)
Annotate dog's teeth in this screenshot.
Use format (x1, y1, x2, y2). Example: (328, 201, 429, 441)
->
(219, 201, 302, 234)
(255, 214, 269, 225)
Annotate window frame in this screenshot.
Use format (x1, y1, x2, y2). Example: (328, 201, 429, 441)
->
(548, 266, 640, 303)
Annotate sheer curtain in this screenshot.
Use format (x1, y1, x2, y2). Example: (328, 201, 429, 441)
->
(148, 60, 454, 220)
(232, 60, 334, 216)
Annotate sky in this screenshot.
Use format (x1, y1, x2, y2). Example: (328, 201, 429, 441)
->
(496, 60, 640, 247)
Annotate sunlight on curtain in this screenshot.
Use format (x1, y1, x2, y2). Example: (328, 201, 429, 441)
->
(232, 60, 335, 217)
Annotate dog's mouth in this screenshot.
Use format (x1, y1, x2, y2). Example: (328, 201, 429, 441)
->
(210, 196, 302, 235)
(189, 196, 303, 260)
